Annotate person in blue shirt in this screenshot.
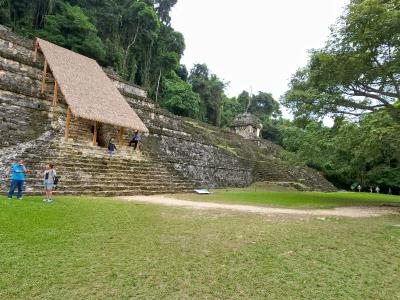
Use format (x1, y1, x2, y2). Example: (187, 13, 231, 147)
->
(7, 159, 28, 200)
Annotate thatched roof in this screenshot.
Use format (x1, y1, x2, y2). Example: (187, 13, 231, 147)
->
(232, 113, 262, 128)
(36, 38, 148, 132)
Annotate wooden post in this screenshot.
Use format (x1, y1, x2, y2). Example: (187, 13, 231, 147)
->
(33, 41, 38, 62)
(41, 60, 48, 94)
(52, 80, 58, 109)
(118, 127, 124, 148)
(64, 106, 71, 142)
(93, 121, 98, 146)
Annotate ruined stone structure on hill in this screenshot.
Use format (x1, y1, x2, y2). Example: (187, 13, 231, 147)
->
(0, 27, 337, 195)
(232, 113, 263, 139)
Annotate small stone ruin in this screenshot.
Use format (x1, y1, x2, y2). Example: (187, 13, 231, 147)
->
(231, 113, 263, 139)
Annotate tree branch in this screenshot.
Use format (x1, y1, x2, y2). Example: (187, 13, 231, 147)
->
(373, 57, 400, 96)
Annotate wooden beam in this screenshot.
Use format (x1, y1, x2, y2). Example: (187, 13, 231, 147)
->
(64, 106, 72, 142)
(93, 121, 98, 146)
(118, 127, 124, 148)
(52, 80, 58, 109)
(32, 41, 38, 62)
(41, 60, 48, 94)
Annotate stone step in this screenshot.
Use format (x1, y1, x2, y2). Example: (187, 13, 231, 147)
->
(4, 189, 195, 196)
(27, 184, 194, 192)
(28, 164, 170, 173)
(26, 177, 193, 185)
(24, 178, 193, 187)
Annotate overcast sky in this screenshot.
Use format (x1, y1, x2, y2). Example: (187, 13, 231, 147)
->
(170, 0, 349, 101)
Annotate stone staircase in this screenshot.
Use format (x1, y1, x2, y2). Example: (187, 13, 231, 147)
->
(253, 160, 337, 192)
(253, 160, 293, 182)
(4, 142, 196, 196)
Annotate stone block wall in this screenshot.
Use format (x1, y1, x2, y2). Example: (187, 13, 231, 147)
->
(0, 90, 50, 148)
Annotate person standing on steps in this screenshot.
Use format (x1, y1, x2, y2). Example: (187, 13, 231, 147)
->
(107, 138, 117, 157)
(43, 163, 56, 203)
(129, 130, 141, 151)
(7, 159, 28, 200)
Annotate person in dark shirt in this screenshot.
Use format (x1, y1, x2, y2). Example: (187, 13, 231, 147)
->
(107, 139, 117, 157)
(129, 131, 141, 151)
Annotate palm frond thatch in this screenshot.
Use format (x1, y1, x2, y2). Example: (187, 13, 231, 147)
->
(36, 38, 149, 132)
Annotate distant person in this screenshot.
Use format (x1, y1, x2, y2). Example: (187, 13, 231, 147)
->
(375, 186, 380, 193)
(357, 185, 362, 192)
(107, 139, 117, 157)
(129, 131, 141, 151)
(43, 163, 57, 203)
(7, 159, 28, 200)
(388, 187, 392, 195)
(369, 187, 373, 193)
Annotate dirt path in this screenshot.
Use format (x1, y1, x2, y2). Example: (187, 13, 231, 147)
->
(118, 195, 398, 218)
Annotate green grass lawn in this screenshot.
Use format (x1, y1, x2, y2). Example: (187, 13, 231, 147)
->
(1, 195, 400, 299)
(173, 189, 400, 209)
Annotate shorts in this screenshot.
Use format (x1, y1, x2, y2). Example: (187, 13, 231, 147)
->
(44, 180, 54, 190)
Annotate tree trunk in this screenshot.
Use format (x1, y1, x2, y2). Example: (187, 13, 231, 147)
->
(155, 69, 162, 104)
(122, 26, 140, 74)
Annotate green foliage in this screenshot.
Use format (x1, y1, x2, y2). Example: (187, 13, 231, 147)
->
(261, 118, 286, 145)
(119, 1, 161, 83)
(275, 110, 400, 191)
(37, 3, 106, 62)
(283, 0, 400, 121)
(237, 91, 251, 112)
(249, 91, 281, 120)
(176, 64, 188, 81)
(0, 0, 182, 96)
(189, 64, 227, 126)
(159, 71, 200, 118)
(154, 0, 177, 25)
(220, 96, 242, 128)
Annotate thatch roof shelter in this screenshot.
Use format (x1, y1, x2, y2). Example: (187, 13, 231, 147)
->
(35, 38, 148, 133)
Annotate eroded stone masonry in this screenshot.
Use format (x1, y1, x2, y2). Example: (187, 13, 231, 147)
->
(0, 27, 337, 195)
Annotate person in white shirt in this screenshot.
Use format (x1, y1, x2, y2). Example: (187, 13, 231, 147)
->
(43, 163, 57, 203)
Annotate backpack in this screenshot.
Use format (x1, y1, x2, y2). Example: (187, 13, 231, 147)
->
(54, 175, 59, 185)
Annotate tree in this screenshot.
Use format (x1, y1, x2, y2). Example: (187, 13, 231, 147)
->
(159, 71, 200, 118)
(2, 0, 186, 95)
(119, 1, 160, 82)
(33, 0, 56, 28)
(37, 3, 106, 62)
(248, 92, 280, 120)
(154, 0, 177, 25)
(283, 0, 400, 121)
(150, 24, 185, 101)
(237, 91, 251, 113)
(189, 64, 227, 126)
(176, 64, 188, 82)
(220, 96, 242, 128)
(273, 109, 400, 191)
